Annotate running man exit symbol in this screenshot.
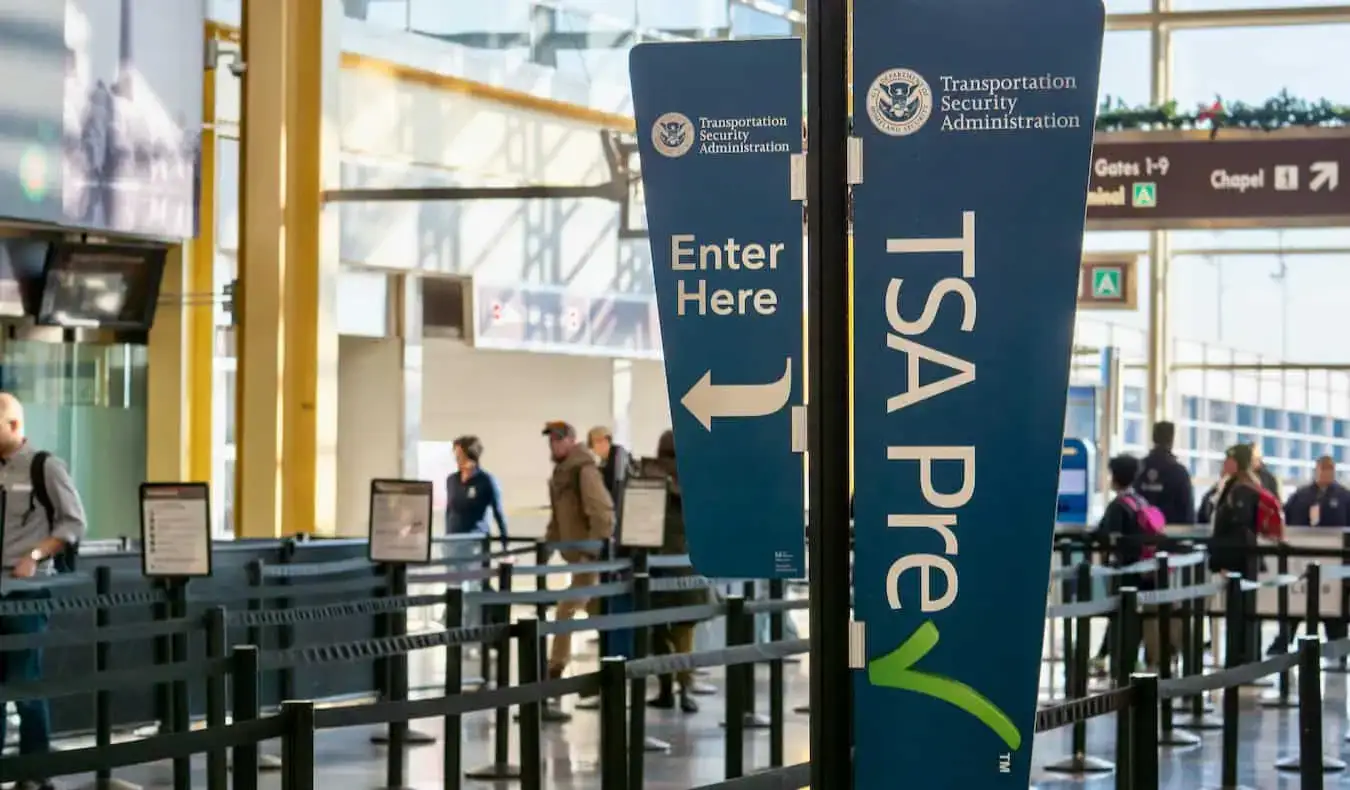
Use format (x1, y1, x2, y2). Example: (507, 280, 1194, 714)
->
(1131, 182, 1157, 208)
(1091, 268, 1120, 298)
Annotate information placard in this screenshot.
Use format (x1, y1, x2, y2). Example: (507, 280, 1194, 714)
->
(368, 479, 434, 564)
(620, 478, 667, 549)
(139, 483, 212, 578)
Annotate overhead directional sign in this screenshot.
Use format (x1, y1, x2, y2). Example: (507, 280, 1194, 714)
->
(1087, 130, 1350, 228)
(851, 0, 1103, 787)
(629, 38, 805, 580)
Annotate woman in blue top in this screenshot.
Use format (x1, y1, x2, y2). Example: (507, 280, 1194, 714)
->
(445, 436, 508, 630)
(445, 435, 509, 549)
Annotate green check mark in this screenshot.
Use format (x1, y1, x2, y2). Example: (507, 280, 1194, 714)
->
(868, 621, 1023, 751)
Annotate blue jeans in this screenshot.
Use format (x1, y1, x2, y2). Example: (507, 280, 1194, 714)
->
(0, 593, 51, 755)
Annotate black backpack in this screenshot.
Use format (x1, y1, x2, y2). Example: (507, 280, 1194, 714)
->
(31, 451, 78, 573)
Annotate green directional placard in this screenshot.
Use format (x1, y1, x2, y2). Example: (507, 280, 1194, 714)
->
(1131, 182, 1157, 208)
(1091, 268, 1121, 299)
(1079, 254, 1138, 310)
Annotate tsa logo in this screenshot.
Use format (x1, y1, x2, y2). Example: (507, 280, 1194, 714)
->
(652, 112, 695, 158)
(867, 68, 933, 137)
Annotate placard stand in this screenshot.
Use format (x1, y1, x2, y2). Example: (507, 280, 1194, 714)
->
(138, 483, 213, 790)
(365, 480, 438, 752)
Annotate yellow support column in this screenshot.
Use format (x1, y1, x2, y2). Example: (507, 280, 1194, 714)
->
(283, 0, 341, 538)
(236, 0, 340, 538)
(145, 245, 190, 481)
(190, 34, 217, 485)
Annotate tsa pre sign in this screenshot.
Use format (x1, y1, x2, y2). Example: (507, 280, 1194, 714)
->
(630, 39, 805, 579)
(851, 0, 1104, 787)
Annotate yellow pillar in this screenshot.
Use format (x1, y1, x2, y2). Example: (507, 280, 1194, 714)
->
(145, 245, 190, 481)
(236, 0, 340, 538)
(190, 28, 217, 485)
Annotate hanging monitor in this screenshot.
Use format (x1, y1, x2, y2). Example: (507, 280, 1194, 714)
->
(36, 242, 166, 331)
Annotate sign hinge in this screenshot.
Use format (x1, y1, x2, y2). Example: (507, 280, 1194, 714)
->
(790, 153, 807, 201)
(790, 405, 807, 453)
(847, 137, 864, 184)
(849, 620, 866, 669)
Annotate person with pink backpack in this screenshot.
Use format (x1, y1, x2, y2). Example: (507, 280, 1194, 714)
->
(1089, 455, 1174, 675)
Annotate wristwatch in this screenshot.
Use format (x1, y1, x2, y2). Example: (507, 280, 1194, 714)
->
(28, 548, 42, 562)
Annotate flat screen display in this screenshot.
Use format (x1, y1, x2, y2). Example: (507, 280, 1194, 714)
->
(37, 243, 165, 330)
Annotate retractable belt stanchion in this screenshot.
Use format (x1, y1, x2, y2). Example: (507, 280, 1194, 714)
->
(443, 588, 465, 790)
(1275, 634, 1345, 778)
(1113, 587, 1139, 790)
(768, 577, 786, 769)
(168, 580, 192, 790)
(1131, 673, 1161, 790)
(1155, 553, 1200, 747)
(1056, 542, 1074, 699)
(599, 657, 629, 790)
(281, 700, 316, 790)
(1044, 562, 1114, 776)
(739, 580, 769, 730)
(241, 560, 284, 772)
(373, 563, 436, 747)
(1178, 561, 1223, 732)
(232, 645, 262, 790)
(479, 535, 493, 687)
(1264, 545, 1300, 708)
(1215, 572, 1251, 790)
(83, 565, 142, 790)
(517, 619, 544, 790)
(206, 607, 230, 790)
(628, 568, 670, 766)
(723, 595, 747, 781)
(466, 564, 521, 780)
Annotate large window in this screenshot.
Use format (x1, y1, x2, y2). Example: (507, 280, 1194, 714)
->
(1100, 31, 1152, 106)
(1171, 25, 1350, 105)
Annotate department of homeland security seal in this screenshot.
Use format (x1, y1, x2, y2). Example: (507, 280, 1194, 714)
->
(866, 69, 933, 137)
(651, 112, 695, 158)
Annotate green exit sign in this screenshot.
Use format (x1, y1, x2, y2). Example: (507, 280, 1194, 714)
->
(1079, 255, 1138, 310)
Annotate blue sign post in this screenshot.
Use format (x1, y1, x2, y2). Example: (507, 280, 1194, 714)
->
(629, 39, 806, 579)
(850, 0, 1104, 786)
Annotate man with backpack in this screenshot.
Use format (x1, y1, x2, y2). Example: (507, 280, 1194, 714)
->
(0, 393, 87, 788)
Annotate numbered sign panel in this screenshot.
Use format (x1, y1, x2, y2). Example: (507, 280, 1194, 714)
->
(368, 479, 434, 565)
(139, 483, 213, 579)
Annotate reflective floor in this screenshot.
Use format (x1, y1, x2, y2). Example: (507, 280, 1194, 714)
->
(24, 621, 1350, 788)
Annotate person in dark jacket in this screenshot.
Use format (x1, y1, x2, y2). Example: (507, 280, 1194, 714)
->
(1135, 421, 1195, 525)
(1090, 454, 1147, 674)
(588, 426, 636, 540)
(647, 429, 707, 714)
(444, 436, 508, 631)
(1269, 455, 1350, 653)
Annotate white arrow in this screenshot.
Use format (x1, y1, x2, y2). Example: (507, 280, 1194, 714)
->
(1311, 161, 1339, 192)
(681, 359, 793, 431)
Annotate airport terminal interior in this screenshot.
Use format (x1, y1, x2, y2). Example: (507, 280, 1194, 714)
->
(1, 0, 1349, 788)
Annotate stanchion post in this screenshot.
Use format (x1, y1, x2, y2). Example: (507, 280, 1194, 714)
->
(480, 535, 493, 684)
(465, 564, 520, 780)
(1130, 674, 1160, 790)
(153, 584, 172, 736)
(1306, 562, 1322, 649)
(1220, 572, 1244, 789)
(278, 541, 297, 703)
(1045, 561, 1115, 775)
(599, 657, 629, 790)
(1155, 554, 1198, 747)
(768, 578, 786, 768)
(1300, 634, 1327, 790)
(1265, 546, 1299, 708)
(724, 595, 747, 780)
(384, 564, 409, 789)
(517, 618, 543, 790)
(533, 542, 550, 676)
(206, 607, 229, 790)
(170, 580, 192, 790)
(231, 646, 261, 790)
(1113, 587, 1138, 790)
(90, 565, 143, 790)
(280, 701, 316, 790)
(443, 588, 464, 790)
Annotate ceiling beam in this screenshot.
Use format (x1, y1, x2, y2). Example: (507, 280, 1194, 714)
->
(1107, 4, 1350, 30)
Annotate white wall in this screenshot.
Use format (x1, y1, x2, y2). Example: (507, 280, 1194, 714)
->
(336, 335, 403, 537)
(421, 338, 614, 514)
(630, 360, 673, 460)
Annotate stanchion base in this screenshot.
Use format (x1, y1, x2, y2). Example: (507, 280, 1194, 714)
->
(465, 763, 522, 780)
(1041, 754, 1115, 775)
(1258, 692, 1300, 709)
(792, 704, 810, 714)
(720, 713, 772, 729)
(74, 777, 144, 790)
(369, 727, 437, 745)
(690, 682, 718, 696)
(1276, 754, 1347, 772)
(645, 736, 672, 753)
(1159, 728, 1202, 748)
(1173, 713, 1224, 731)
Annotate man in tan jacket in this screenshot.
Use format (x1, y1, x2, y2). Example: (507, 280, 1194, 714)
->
(542, 421, 615, 684)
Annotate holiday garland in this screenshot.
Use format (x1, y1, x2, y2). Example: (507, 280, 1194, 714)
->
(1095, 90, 1350, 133)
